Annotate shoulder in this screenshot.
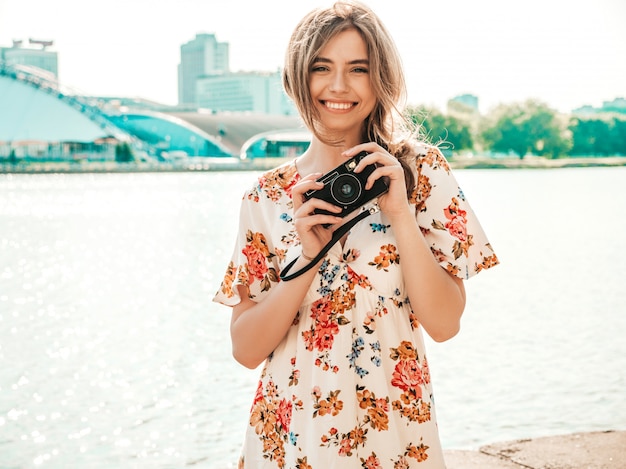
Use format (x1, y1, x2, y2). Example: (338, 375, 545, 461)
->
(243, 159, 300, 203)
(393, 136, 449, 166)
(258, 159, 299, 190)
(413, 142, 452, 173)
(406, 142, 457, 208)
(397, 139, 451, 176)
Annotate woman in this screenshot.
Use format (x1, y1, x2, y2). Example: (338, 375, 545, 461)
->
(214, 1, 499, 467)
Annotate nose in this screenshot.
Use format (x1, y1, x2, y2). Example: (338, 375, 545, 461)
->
(329, 71, 348, 93)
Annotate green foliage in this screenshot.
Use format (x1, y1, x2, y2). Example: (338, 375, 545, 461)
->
(569, 116, 626, 156)
(480, 100, 571, 159)
(405, 98, 623, 159)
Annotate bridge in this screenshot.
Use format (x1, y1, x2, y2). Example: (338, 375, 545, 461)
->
(0, 60, 136, 144)
(0, 60, 308, 163)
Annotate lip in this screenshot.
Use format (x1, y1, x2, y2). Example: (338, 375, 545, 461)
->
(321, 100, 357, 111)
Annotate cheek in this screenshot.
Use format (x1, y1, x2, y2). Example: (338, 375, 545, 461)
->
(308, 79, 324, 99)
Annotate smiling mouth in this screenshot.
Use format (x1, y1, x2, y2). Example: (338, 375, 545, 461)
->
(322, 101, 356, 110)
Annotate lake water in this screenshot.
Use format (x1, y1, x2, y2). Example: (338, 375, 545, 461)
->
(1, 166, 625, 468)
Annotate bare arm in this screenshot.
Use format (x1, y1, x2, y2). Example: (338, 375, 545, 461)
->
(347, 143, 466, 342)
(387, 205, 466, 342)
(230, 260, 318, 368)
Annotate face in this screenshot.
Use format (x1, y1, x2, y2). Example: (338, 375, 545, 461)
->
(308, 28, 377, 143)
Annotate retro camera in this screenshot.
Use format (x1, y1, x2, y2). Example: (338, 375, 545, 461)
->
(303, 151, 389, 218)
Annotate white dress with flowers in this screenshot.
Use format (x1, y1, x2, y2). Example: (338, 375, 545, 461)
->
(214, 145, 498, 469)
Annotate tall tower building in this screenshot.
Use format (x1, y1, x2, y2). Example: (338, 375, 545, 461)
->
(1, 39, 58, 77)
(178, 33, 229, 106)
(196, 71, 297, 115)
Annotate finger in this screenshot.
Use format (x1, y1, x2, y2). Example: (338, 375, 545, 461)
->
(293, 180, 324, 199)
(292, 173, 323, 193)
(294, 200, 343, 221)
(356, 150, 397, 169)
(292, 176, 324, 207)
(294, 212, 343, 237)
(341, 142, 383, 159)
(365, 165, 402, 190)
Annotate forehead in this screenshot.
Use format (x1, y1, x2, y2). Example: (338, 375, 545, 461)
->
(317, 28, 368, 59)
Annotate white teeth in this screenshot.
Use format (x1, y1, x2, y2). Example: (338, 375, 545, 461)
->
(325, 101, 353, 110)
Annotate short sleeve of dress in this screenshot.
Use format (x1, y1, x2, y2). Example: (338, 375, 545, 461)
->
(413, 145, 499, 280)
(212, 162, 299, 307)
(212, 182, 281, 307)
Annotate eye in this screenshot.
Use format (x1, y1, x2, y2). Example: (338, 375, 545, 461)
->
(311, 63, 329, 72)
(352, 66, 369, 74)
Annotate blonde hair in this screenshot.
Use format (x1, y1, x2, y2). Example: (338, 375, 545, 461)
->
(282, 1, 418, 192)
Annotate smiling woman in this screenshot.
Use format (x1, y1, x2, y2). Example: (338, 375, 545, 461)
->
(306, 29, 377, 145)
(212, 1, 498, 468)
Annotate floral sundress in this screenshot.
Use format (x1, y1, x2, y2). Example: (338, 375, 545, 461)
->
(213, 145, 499, 469)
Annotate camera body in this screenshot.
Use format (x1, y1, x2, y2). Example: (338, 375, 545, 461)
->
(304, 151, 389, 218)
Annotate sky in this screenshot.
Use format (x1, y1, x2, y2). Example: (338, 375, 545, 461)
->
(1, 0, 625, 113)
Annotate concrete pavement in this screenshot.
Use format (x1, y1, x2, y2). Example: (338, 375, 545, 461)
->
(444, 430, 626, 469)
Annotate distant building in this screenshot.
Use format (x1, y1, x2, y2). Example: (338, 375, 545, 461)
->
(196, 71, 297, 115)
(572, 97, 626, 116)
(0, 38, 58, 77)
(601, 97, 626, 114)
(178, 33, 229, 106)
(448, 94, 479, 112)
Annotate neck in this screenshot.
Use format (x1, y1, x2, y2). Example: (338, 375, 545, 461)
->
(297, 137, 361, 176)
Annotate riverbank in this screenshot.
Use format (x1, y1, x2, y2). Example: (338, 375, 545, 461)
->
(450, 155, 626, 170)
(444, 430, 625, 468)
(1, 155, 626, 174)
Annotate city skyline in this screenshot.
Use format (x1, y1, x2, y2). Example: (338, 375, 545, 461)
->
(1, 0, 625, 113)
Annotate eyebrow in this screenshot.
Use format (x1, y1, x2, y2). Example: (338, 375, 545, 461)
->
(313, 57, 370, 65)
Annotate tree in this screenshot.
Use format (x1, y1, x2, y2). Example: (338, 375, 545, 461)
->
(569, 116, 626, 156)
(569, 117, 612, 156)
(407, 105, 473, 154)
(480, 102, 528, 158)
(481, 100, 571, 159)
(610, 117, 626, 156)
(115, 142, 135, 163)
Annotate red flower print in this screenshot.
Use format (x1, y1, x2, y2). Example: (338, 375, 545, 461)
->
(283, 176, 298, 197)
(339, 437, 353, 456)
(310, 298, 332, 324)
(444, 198, 468, 242)
(313, 320, 340, 351)
(391, 358, 424, 392)
(242, 244, 268, 282)
(445, 216, 467, 242)
(276, 398, 293, 432)
(362, 453, 382, 469)
(252, 380, 264, 406)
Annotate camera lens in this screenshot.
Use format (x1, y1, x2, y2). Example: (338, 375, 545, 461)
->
(331, 174, 361, 205)
(340, 183, 355, 198)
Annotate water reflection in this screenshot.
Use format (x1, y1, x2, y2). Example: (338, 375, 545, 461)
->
(1, 168, 625, 468)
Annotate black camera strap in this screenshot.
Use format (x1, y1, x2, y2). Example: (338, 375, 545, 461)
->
(280, 204, 380, 281)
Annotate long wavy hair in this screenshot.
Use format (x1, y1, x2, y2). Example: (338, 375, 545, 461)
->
(282, 0, 419, 195)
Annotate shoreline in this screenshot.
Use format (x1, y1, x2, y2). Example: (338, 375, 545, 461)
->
(444, 429, 625, 468)
(1, 156, 626, 174)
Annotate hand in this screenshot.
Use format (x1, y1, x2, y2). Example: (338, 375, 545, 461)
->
(291, 173, 343, 258)
(342, 143, 412, 220)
